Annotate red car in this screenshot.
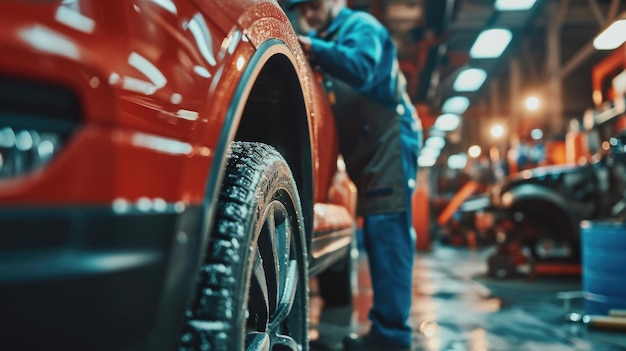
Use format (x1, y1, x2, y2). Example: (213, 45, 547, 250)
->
(0, 1, 356, 350)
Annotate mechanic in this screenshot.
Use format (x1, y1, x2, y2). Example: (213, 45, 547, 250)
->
(287, 0, 422, 350)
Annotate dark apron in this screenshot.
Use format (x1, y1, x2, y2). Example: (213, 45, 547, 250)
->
(325, 76, 407, 215)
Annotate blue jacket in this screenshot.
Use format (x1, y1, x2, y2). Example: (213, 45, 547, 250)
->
(309, 8, 411, 115)
(308, 7, 422, 161)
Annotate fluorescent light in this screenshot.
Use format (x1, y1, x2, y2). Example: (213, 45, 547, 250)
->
(531, 128, 543, 140)
(421, 146, 441, 157)
(468, 145, 482, 158)
(593, 19, 626, 50)
(470, 29, 512, 58)
(525, 96, 540, 110)
(425, 136, 446, 149)
(495, 0, 537, 11)
(434, 113, 461, 131)
(491, 125, 504, 138)
(442, 96, 470, 114)
(429, 129, 446, 137)
(447, 153, 468, 169)
(453, 68, 487, 92)
(418, 154, 437, 167)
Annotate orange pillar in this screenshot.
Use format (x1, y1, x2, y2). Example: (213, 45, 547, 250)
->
(566, 130, 587, 165)
(436, 180, 478, 227)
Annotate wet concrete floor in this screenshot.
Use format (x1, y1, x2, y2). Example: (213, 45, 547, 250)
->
(309, 244, 626, 351)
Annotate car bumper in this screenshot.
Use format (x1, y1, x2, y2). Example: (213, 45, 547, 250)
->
(0, 204, 204, 350)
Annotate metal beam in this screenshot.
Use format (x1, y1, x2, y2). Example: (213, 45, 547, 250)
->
(559, 0, 623, 79)
(546, 0, 567, 135)
(608, 0, 621, 21)
(559, 40, 596, 79)
(587, 0, 605, 28)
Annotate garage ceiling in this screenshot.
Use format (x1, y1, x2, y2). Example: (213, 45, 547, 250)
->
(349, 0, 626, 142)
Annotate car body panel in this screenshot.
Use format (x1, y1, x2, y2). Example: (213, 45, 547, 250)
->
(0, 0, 353, 349)
(0, 0, 339, 206)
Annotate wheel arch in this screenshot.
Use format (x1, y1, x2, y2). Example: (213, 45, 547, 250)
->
(502, 184, 579, 217)
(204, 39, 314, 250)
(503, 184, 581, 240)
(234, 50, 313, 233)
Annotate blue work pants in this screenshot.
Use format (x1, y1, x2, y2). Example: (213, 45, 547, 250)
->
(363, 121, 420, 347)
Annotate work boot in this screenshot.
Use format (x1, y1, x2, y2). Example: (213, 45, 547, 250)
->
(342, 333, 410, 351)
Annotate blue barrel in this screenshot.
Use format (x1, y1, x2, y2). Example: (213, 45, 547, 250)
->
(581, 220, 626, 315)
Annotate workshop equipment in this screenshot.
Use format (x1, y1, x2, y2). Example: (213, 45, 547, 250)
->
(581, 220, 626, 315)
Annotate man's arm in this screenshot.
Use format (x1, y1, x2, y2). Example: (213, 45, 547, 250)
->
(308, 15, 383, 91)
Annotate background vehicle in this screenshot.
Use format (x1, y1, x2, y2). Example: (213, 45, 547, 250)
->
(479, 110, 626, 279)
(0, 1, 356, 350)
(488, 130, 626, 259)
(444, 46, 626, 277)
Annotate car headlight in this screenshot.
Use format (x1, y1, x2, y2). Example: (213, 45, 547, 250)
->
(0, 127, 66, 178)
(0, 76, 79, 179)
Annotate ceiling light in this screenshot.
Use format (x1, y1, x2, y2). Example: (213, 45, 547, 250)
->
(593, 19, 626, 50)
(434, 113, 461, 131)
(447, 153, 468, 170)
(421, 146, 441, 157)
(453, 68, 487, 92)
(470, 29, 513, 58)
(531, 129, 543, 140)
(468, 145, 482, 158)
(418, 154, 437, 167)
(425, 136, 446, 149)
(429, 129, 446, 137)
(525, 96, 540, 110)
(442, 96, 470, 114)
(491, 125, 504, 138)
(495, 0, 537, 11)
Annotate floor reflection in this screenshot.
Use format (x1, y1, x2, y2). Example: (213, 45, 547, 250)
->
(310, 245, 626, 351)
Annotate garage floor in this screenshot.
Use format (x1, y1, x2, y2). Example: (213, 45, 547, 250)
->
(309, 245, 626, 351)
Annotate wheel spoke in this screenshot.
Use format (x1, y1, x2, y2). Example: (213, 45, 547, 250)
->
(259, 202, 294, 318)
(274, 203, 291, 303)
(272, 335, 299, 351)
(262, 201, 298, 332)
(249, 248, 269, 330)
(266, 210, 277, 247)
(245, 332, 270, 351)
(259, 201, 303, 347)
(268, 260, 298, 330)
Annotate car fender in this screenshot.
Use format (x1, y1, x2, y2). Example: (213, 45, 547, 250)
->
(500, 183, 582, 230)
(200, 36, 318, 243)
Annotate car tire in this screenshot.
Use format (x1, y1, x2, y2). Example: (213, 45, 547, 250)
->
(180, 141, 309, 351)
(511, 205, 579, 262)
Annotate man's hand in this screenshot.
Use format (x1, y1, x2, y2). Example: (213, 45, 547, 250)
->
(297, 35, 312, 59)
